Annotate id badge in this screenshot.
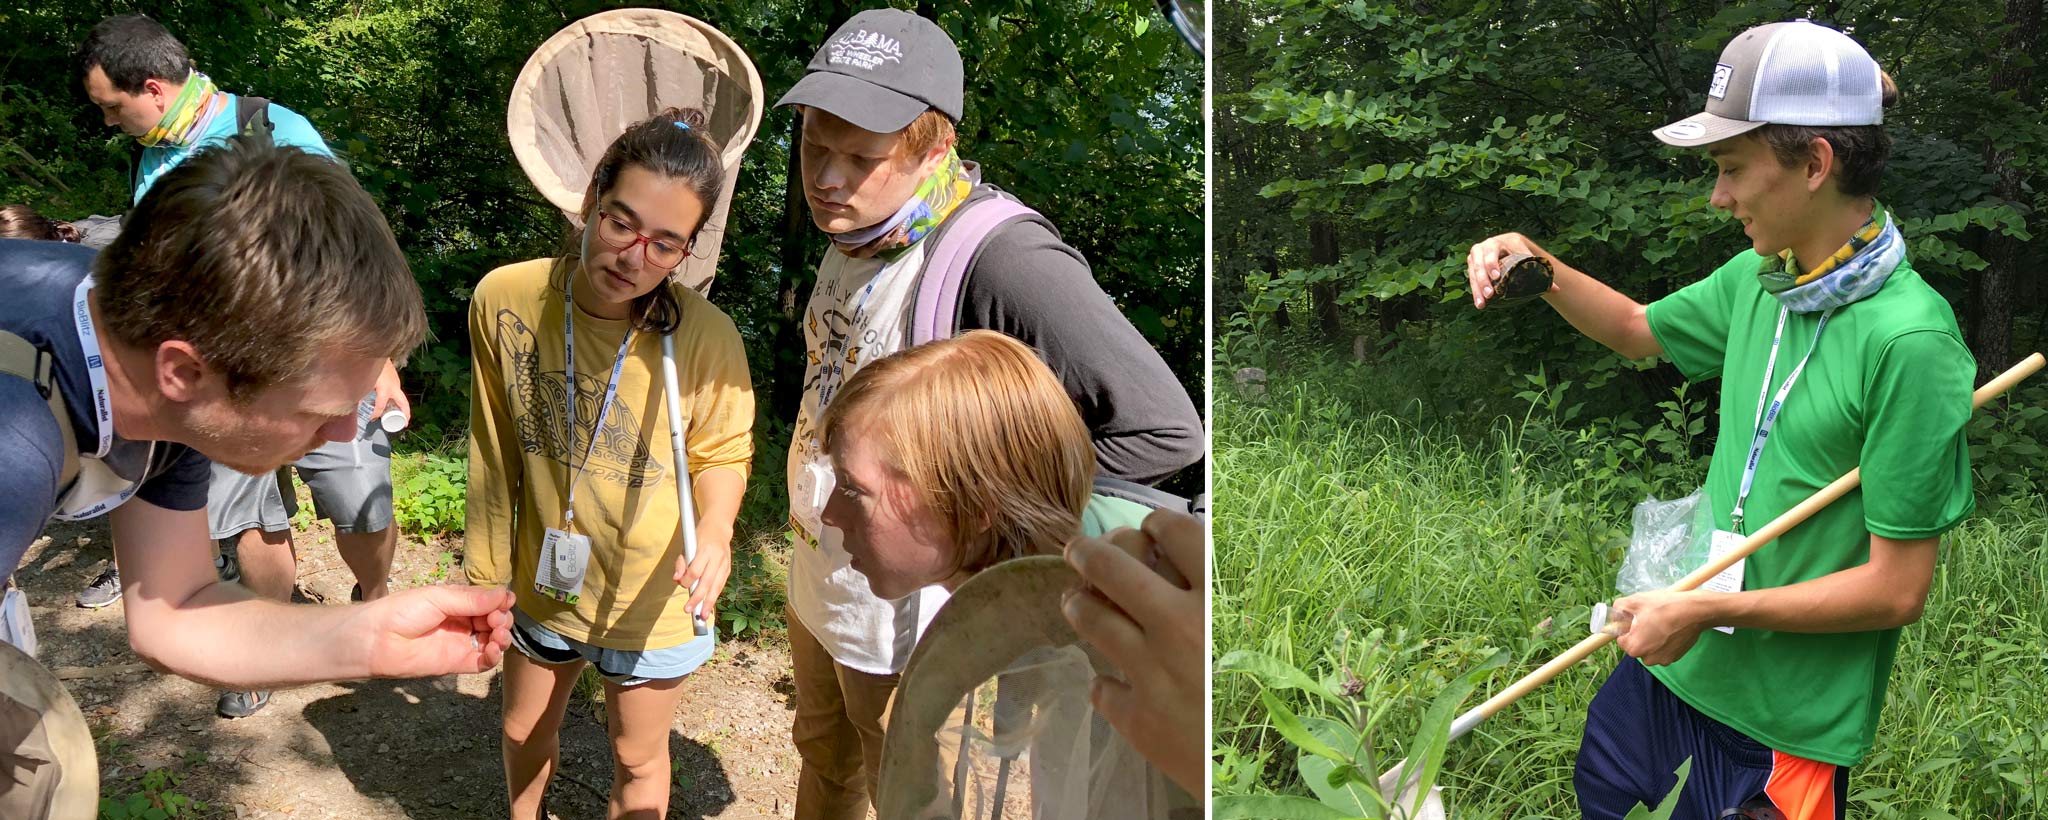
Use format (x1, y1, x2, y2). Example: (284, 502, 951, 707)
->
(536, 526, 592, 605)
(791, 456, 835, 538)
(1702, 529, 1746, 634)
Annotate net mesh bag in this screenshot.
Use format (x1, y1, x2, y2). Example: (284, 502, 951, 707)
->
(878, 557, 1200, 820)
(507, 8, 764, 294)
(0, 640, 94, 819)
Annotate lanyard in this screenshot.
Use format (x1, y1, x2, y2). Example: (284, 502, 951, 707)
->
(72, 278, 112, 457)
(51, 276, 149, 521)
(813, 272, 880, 422)
(561, 275, 635, 531)
(1731, 306, 1831, 533)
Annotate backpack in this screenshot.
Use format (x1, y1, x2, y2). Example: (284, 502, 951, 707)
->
(130, 95, 273, 194)
(909, 191, 1207, 519)
(907, 188, 1052, 347)
(0, 332, 79, 492)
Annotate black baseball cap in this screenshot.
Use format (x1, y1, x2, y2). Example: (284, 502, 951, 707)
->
(775, 8, 963, 133)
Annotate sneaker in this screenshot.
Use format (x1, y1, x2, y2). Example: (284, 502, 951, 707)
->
(216, 690, 272, 719)
(215, 547, 240, 583)
(75, 567, 121, 609)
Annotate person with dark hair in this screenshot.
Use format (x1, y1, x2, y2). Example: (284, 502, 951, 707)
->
(770, 10, 1205, 818)
(0, 137, 513, 717)
(0, 205, 82, 244)
(1464, 21, 1973, 820)
(464, 108, 752, 820)
(1, 205, 126, 251)
(76, 13, 409, 721)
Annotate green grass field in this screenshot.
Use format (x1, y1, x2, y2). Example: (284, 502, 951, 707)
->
(1212, 357, 2048, 819)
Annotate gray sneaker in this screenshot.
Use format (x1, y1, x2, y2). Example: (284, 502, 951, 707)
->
(216, 690, 271, 719)
(215, 546, 240, 583)
(75, 567, 121, 609)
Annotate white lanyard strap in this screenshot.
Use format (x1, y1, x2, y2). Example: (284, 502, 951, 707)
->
(1732, 306, 1831, 532)
(562, 277, 635, 529)
(71, 278, 112, 458)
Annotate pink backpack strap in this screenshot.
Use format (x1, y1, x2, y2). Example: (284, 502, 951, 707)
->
(910, 195, 1040, 346)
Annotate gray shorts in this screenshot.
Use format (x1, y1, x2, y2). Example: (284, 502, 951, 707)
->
(207, 397, 395, 539)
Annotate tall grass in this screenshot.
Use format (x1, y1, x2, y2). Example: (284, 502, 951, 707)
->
(1214, 360, 2048, 818)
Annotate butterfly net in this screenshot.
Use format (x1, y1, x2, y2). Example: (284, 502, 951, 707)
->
(0, 641, 94, 819)
(507, 8, 763, 294)
(878, 558, 1200, 820)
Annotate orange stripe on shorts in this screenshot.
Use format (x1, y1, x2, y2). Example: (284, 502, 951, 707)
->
(1764, 750, 1838, 820)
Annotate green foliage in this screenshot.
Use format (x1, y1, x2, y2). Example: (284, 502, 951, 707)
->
(1215, 354, 2048, 816)
(1213, 631, 1507, 819)
(1969, 380, 2048, 505)
(98, 768, 206, 820)
(1219, 0, 2045, 415)
(392, 452, 468, 535)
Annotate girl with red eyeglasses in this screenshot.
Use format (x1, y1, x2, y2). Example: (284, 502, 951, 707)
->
(464, 108, 754, 820)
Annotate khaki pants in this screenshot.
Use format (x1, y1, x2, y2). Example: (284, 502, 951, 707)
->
(790, 603, 895, 820)
(789, 604, 965, 820)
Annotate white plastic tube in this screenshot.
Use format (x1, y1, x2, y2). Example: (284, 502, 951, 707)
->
(660, 333, 710, 637)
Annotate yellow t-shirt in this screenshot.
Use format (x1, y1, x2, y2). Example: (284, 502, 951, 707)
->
(464, 257, 754, 650)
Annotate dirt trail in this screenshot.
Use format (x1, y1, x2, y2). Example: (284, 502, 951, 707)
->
(18, 516, 807, 820)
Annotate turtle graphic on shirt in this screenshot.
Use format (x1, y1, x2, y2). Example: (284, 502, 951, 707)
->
(496, 309, 666, 488)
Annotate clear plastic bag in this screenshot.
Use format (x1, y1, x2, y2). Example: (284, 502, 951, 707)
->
(1614, 489, 1716, 595)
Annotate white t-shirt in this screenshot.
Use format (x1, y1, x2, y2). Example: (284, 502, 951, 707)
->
(785, 243, 952, 675)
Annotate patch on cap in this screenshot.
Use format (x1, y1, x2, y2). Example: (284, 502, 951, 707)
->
(827, 29, 904, 71)
(1708, 64, 1733, 99)
(1658, 121, 1708, 141)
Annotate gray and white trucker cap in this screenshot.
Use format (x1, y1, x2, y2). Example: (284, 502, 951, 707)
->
(1653, 20, 1884, 147)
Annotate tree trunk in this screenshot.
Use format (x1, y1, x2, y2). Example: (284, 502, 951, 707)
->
(1309, 219, 1343, 341)
(1972, 0, 2042, 379)
(771, 108, 814, 419)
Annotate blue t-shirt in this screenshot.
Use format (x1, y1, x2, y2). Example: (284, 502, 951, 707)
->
(0, 239, 210, 576)
(134, 94, 332, 203)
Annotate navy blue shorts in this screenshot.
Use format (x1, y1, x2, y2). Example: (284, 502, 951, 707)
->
(1576, 659, 1849, 820)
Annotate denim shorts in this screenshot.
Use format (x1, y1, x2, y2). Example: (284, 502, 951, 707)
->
(509, 608, 716, 687)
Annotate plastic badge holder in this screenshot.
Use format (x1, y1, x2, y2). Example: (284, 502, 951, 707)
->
(1614, 488, 1717, 595)
(0, 586, 35, 657)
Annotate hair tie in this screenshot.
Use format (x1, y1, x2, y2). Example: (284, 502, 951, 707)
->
(674, 120, 692, 132)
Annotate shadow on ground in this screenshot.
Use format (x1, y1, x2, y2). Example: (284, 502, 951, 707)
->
(300, 674, 738, 820)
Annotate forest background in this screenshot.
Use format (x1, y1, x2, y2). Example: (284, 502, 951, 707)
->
(0, 0, 1205, 639)
(1214, 0, 2048, 817)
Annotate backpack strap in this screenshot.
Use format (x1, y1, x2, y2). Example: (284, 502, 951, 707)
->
(909, 193, 1043, 346)
(1090, 475, 1198, 518)
(129, 95, 273, 197)
(0, 332, 79, 491)
(236, 95, 273, 138)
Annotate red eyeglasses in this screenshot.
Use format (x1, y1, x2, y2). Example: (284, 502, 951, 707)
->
(593, 211, 691, 270)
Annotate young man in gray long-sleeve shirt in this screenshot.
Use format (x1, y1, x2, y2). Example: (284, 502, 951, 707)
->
(771, 9, 1204, 819)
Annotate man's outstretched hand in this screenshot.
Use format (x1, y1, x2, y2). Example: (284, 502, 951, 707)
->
(361, 585, 515, 678)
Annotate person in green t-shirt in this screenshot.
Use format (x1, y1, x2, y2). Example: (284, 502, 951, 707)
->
(1463, 20, 1975, 820)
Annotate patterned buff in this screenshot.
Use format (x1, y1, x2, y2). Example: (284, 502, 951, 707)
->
(829, 148, 972, 260)
(137, 71, 228, 148)
(1756, 201, 1905, 314)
